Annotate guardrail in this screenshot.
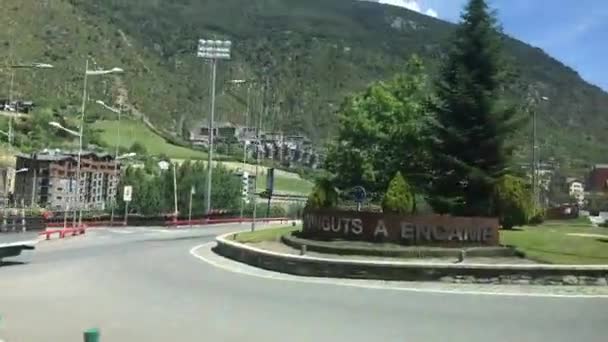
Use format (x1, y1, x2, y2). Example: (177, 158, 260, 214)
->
(39, 226, 87, 240)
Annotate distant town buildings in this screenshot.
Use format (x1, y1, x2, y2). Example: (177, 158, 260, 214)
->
(567, 180, 585, 206)
(0, 99, 35, 113)
(189, 121, 323, 168)
(13, 150, 121, 211)
(586, 164, 608, 193)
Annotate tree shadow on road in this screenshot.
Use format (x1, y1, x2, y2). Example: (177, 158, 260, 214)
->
(0, 260, 27, 267)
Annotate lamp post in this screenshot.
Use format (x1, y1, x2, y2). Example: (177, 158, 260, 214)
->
(6, 63, 54, 149)
(528, 93, 549, 208)
(228, 79, 256, 221)
(95, 100, 124, 226)
(73, 61, 123, 227)
(197, 38, 232, 215)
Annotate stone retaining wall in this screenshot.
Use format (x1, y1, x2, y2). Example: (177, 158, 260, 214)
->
(214, 233, 608, 286)
(282, 233, 519, 258)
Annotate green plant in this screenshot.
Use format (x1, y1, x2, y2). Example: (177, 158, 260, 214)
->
(382, 172, 415, 214)
(493, 175, 534, 229)
(306, 178, 338, 209)
(129, 142, 148, 156)
(428, 0, 523, 217)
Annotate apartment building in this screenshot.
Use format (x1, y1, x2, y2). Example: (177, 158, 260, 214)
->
(14, 151, 120, 210)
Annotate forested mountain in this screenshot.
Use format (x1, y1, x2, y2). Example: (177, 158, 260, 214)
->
(2, 0, 608, 167)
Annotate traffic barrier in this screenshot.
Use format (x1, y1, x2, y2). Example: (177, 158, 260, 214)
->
(39, 226, 87, 240)
(167, 217, 292, 227)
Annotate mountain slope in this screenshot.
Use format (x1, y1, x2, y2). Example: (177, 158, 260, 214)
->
(3, 0, 608, 168)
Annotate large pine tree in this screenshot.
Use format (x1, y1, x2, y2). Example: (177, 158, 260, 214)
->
(429, 0, 520, 216)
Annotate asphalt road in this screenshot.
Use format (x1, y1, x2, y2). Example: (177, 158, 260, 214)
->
(1, 224, 607, 342)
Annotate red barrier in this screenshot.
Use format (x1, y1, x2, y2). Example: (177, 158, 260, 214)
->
(39, 225, 87, 240)
(166, 217, 291, 227)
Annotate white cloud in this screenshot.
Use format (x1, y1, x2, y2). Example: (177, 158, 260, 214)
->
(371, 0, 439, 18)
(425, 8, 439, 18)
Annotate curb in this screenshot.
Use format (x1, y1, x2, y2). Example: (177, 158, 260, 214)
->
(281, 233, 519, 258)
(214, 233, 608, 286)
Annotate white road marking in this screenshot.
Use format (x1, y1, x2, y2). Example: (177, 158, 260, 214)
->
(189, 242, 608, 299)
(568, 233, 608, 239)
(108, 229, 135, 234)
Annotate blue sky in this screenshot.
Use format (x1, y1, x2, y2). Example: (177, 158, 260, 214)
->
(370, 0, 608, 91)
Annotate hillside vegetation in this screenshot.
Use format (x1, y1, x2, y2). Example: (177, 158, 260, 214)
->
(2, 0, 608, 168)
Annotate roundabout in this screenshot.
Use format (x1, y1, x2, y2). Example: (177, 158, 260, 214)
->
(1, 224, 607, 341)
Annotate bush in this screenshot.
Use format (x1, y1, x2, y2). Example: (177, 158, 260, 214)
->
(493, 175, 534, 229)
(382, 172, 415, 214)
(529, 208, 545, 225)
(306, 178, 338, 209)
(129, 142, 148, 156)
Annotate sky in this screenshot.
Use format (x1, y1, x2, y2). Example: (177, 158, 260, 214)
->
(366, 0, 608, 91)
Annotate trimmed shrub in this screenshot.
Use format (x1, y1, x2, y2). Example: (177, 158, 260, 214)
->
(493, 175, 534, 229)
(382, 172, 415, 214)
(306, 178, 338, 209)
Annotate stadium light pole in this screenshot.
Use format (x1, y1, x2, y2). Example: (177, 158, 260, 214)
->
(196, 39, 232, 215)
(6, 63, 54, 150)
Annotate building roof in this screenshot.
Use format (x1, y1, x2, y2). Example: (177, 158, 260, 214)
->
(17, 150, 114, 162)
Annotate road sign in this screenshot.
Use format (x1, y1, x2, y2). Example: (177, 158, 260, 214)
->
(242, 172, 250, 198)
(266, 168, 275, 195)
(352, 186, 367, 203)
(123, 186, 133, 202)
(352, 186, 367, 212)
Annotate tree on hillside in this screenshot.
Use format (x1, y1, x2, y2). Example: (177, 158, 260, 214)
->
(382, 172, 415, 214)
(428, 0, 522, 216)
(325, 56, 433, 198)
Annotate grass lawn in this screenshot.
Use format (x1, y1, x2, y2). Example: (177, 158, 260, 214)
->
(93, 120, 207, 160)
(255, 173, 313, 195)
(233, 226, 300, 243)
(501, 220, 608, 264)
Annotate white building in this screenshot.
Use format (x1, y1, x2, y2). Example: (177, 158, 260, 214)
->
(568, 181, 585, 206)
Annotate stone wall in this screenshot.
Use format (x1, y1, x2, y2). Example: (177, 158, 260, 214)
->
(215, 234, 608, 286)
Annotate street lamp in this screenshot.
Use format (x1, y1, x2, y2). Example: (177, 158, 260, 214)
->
(6, 62, 54, 149)
(95, 99, 124, 225)
(529, 93, 550, 208)
(197, 39, 232, 215)
(49, 121, 81, 137)
(73, 61, 124, 227)
(227, 78, 257, 221)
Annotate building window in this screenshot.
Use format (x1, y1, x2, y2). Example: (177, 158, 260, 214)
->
(56, 196, 62, 200)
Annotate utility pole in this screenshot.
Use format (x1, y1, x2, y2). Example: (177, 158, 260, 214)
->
(173, 163, 178, 220)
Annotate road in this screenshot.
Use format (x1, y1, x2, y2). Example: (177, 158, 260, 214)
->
(1, 224, 607, 342)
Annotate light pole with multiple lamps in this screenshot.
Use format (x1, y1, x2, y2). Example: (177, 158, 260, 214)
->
(197, 38, 232, 215)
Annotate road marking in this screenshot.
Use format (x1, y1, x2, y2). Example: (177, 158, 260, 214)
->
(189, 242, 608, 299)
(568, 233, 608, 239)
(108, 229, 135, 234)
